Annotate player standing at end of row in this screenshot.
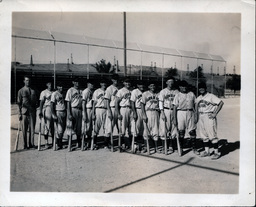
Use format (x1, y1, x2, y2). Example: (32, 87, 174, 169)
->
(17, 76, 38, 149)
(65, 78, 83, 149)
(195, 82, 224, 160)
(51, 81, 66, 150)
(131, 82, 145, 152)
(92, 78, 107, 150)
(158, 77, 178, 153)
(39, 81, 54, 149)
(116, 78, 133, 151)
(141, 82, 160, 153)
(104, 74, 120, 149)
(82, 81, 94, 150)
(173, 80, 199, 156)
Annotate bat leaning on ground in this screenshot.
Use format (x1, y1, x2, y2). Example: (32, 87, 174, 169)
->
(173, 126, 182, 156)
(90, 120, 95, 150)
(143, 120, 150, 155)
(67, 120, 73, 152)
(81, 120, 87, 151)
(14, 119, 21, 151)
(164, 122, 168, 155)
(131, 119, 137, 154)
(38, 118, 42, 151)
(110, 120, 114, 152)
(118, 119, 122, 152)
(53, 121, 58, 151)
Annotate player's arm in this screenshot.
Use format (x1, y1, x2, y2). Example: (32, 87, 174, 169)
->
(66, 101, 73, 121)
(17, 90, 23, 121)
(173, 104, 178, 126)
(140, 101, 147, 123)
(105, 98, 113, 120)
(159, 100, 166, 121)
(131, 100, 137, 121)
(82, 91, 88, 122)
(115, 97, 122, 120)
(50, 101, 57, 121)
(209, 100, 224, 119)
(39, 95, 45, 119)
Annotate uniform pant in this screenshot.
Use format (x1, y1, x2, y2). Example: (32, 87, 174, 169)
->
(197, 113, 217, 139)
(55, 110, 66, 138)
(177, 111, 196, 138)
(21, 110, 36, 147)
(120, 107, 132, 137)
(159, 109, 175, 140)
(43, 106, 54, 136)
(81, 108, 93, 138)
(105, 107, 119, 136)
(131, 108, 143, 136)
(94, 108, 106, 135)
(66, 108, 82, 141)
(143, 110, 159, 141)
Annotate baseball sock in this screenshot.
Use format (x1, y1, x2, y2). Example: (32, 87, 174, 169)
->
(213, 142, 219, 154)
(203, 141, 210, 154)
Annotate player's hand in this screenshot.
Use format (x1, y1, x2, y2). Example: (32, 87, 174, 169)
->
(19, 114, 22, 121)
(92, 113, 96, 121)
(39, 112, 43, 119)
(52, 114, 58, 121)
(133, 112, 138, 121)
(160, 111, 166, 121)
(68, 114, 73, 121)
(118, 114, 122, 120)
(194, 114, 198, 124)
(208, 112, 216, 119)
(173, 120, 178, 127)
(82, 113, 88, 122)
(142, 114, 148, 123)
(108, 111, 113, 121)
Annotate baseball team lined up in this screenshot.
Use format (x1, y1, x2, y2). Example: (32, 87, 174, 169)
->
(16, 74, 224, 160)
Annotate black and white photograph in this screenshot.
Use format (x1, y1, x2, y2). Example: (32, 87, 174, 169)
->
(0, 0, 255, 206)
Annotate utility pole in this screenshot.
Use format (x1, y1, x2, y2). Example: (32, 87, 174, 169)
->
(123, 12, 127, 77)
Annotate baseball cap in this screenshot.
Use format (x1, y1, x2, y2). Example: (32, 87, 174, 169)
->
(111, 74, 119, 80)
(198, 82, 207, 89)
(179, 80, 188, 87)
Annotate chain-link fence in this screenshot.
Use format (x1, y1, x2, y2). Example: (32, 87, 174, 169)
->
(12, 27, 227, 102)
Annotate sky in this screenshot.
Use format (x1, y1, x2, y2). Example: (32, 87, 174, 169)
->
(12, 12, 241, 74)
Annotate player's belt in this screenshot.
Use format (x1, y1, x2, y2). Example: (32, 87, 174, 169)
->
(110, 106, 115, 108)
(86, 107, 92, 109)
(136, 108, 141, 109)
(72, 107, 82, 110)
(164, 107, 173, 110)
(121, 106, 130, 108)
(199, 112, 213, 114)
(96, 107, 107, 109)
(146, 108, 159, 111)
(177, 109, 193, 111)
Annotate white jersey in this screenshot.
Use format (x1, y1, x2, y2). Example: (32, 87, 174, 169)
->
(105, 85, 118, 107)
(116, 87, 131, 107)
(141, 90, 159, 110)
(158, 88, 178, 109)
(173, 91, 196, 110)
(92, 88, 106, 108)
(51, 91, 65, 111)
(82, 88, 93, 108)
(40, 89, 52, 107)
(65, 87, 82, 108)
(196, 92, 221, 113)
(131, 88, 143, 109)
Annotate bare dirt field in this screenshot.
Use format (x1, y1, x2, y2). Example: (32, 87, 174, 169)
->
(10, 97, 240, 194)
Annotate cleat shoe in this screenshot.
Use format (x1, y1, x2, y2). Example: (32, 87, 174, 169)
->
(142, 148, 147, 153)
(211, 152, 221, 160)
(193, 149, 200, 155)
(44, 143, 50, 149)
(200, 151, 210, 157)
(169, 147, 174, 153)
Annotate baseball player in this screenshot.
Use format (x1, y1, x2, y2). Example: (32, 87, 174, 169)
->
(65, 78, 83, 149)
(39, 81, 54, 149)
(91, 78, 108, 150)
(17, 76, 38, 149)
(82, 81, 94, 150)
(158, 77, 179, 153)
(130, 82, 145, 152)
(173, 80, 199, 156)
(104, 74, 120, 149)
(195, 82, 224, 160)
(141, 82, 160, 153)
(115, 78, 133, 151)
(50, 81, 66, 150)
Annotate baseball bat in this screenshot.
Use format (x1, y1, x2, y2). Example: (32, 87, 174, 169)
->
(143, 120, 150, 155)
(67, 120, 72, 152)
(81, 120, 87, 151)
(164, 122, 168, 155)
(110, 120, 114, 152)
(38, 118, 41, 151)
(53, 121, 57, 151)
(176, 132, 182, 157)
(131, 119, 137, 153)
(14, 119, 21, 151)
(118, 119, 122, 152)
(90, 120, 95, 150)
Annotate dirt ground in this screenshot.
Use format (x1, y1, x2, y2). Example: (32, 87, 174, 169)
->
(10, 97, 240, 194)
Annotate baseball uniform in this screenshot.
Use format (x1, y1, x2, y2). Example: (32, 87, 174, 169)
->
(116, 87, 132, 137)
(141, 90, 159, 141)
(158, 88, 179, 140)
(92, 88, 106, 136)
(65, 87, 83, 141)
(104, 84, 119, 136)
(82, 87, 93, 137)
(39, 89, 53, 136)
